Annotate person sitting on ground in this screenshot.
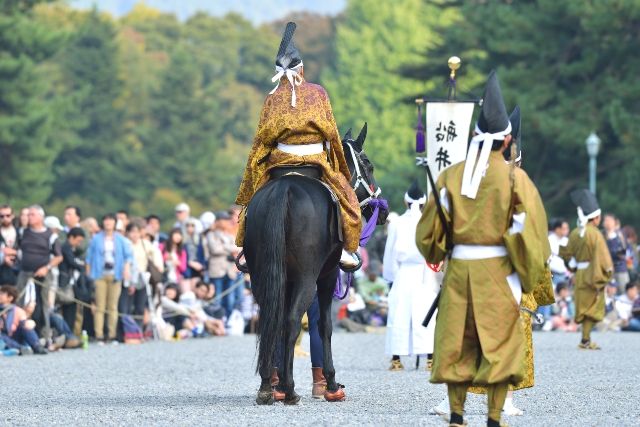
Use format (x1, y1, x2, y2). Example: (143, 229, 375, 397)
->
(617, 282, 640, 332)
(160, 282, 225, 338)
(599, 282, 624, 332)
(194, 280, 225, 320)
(160, 283, 192, 339)
(48, 311, 81, 350)
(0, 285, 47, 355)
(550, 282, 578, 332)
(357, 260, 388, 324)
(179, 286, 226, 337)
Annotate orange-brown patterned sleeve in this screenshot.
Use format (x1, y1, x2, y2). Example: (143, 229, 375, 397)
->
(315, 88, 351, 181)
(235, 99, 272, 206)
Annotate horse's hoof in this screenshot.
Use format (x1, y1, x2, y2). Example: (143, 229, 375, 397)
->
(256, 390, 274, 405)
(324, 384, 346, 402)
(283, 392, 301, 405)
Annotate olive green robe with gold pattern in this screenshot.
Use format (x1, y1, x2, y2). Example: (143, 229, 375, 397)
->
(416, 151, 550, 387)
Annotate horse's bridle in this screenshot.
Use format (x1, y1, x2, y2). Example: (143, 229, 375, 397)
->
(344, 141, 382, 207)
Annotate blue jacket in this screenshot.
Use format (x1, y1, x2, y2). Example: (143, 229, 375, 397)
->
(86, 232, 133, 281)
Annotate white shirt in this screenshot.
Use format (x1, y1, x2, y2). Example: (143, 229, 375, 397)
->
(1, 226, 17, 248)
(615, 294, 635, 321)
(104, 237, 115, 267)
(548, 232, 569, 275)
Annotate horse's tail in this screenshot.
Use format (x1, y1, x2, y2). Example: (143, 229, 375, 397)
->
(254, 186, 288, 375)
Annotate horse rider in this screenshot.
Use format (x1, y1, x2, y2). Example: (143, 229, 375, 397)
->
(234, 21, 361, 269)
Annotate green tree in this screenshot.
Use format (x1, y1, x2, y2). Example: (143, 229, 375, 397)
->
(0, 0, 64, 206)
(322, 0, 458, 209)
(413, 0, 640, 224)
(52, 9, 141, 211)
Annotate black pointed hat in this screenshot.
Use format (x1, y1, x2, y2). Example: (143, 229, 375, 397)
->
(405, 180, 426, 204)
(477, 70, 510, 134)
(275, 22, 302, 70)
(503, 105, 522, 162)
(570, 189, 600, 217)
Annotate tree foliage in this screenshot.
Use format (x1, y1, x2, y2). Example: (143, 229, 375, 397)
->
(3, 0, 640, 229)
(0, 0, 65, 206)
(410, 0, 640, 224)
(323, 0, 459, 209)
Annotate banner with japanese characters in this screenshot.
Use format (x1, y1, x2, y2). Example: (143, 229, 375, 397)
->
(426, 102, 475, 181)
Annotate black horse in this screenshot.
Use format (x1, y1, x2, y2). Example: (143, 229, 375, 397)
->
(244, 123, 387, 405)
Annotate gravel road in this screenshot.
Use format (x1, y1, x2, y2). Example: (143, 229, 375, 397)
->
(3, 330, 638, 426)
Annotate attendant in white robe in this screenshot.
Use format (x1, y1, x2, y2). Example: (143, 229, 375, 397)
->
(383, 181, 439, 370)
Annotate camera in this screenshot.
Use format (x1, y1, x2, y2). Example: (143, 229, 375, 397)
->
(104, 262, 114, 270)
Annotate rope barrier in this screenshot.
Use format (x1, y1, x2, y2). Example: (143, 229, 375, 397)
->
(26, 275, 247, 320)
(2, 274, 247, 326)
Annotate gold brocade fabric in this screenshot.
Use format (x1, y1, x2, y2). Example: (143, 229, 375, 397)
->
(416, 151, 551, 386)
(469, 293, 537, 394)
(560, 224, 613, 323)
(235, 79, 361, 252)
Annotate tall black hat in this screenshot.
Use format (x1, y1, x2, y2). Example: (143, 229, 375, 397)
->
(461, 71, 512, 199)
(404, 180, 426, 204)
(503, 105, 521, 162)
(477, 70, 510, 134)
(570, 189, 600, 217)
(275, 22, 302, 70)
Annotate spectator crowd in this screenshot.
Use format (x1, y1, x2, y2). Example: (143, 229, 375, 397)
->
(2, 201, 639, 358)
(0, 202, 258, 356)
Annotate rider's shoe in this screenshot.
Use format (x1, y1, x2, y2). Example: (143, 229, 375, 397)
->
(311, 367, 326, 399)
(340, 250, 359, 268)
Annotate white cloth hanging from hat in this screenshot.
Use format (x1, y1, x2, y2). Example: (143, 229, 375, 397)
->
(269, 62, 304, 107)
(577, 206, 602, 237)
(460, 122, 512, 199)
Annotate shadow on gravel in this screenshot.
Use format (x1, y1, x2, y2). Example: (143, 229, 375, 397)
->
(28, 394, 259, 409)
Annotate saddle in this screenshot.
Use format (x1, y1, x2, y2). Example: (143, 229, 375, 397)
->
(269, 165, 343, 242)
(269, 165, 322, 180)
(235, 165, 345, 274)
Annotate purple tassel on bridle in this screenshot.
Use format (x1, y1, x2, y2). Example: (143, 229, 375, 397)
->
(334, 197, 388, 299)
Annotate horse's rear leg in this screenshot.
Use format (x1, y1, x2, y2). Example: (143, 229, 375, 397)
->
(256, 359, 274, 405)
(317, 271, 345, 401)
(280, 280, 316, 405)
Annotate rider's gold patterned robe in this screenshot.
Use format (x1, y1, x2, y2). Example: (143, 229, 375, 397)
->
(560, 224, 613, 323)
(235, 79, 361, 252)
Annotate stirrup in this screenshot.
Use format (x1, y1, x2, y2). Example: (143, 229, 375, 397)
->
(234, 250, 249, 274)
(339, 251, 362, 273)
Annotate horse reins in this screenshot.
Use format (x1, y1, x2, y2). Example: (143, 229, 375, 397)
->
(344, 141, 381, 207)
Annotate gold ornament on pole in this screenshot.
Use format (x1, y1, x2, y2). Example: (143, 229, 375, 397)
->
(448, 56, 461, 80)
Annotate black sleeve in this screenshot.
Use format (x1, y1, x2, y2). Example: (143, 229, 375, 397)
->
(51, 237, 62, 257)
(62, 243, 84, 271)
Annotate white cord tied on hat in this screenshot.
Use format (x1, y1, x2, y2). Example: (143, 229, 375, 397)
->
(577, 206, 601, 237)
(460, 122, 512, 199)
(269, 62, 304, 107)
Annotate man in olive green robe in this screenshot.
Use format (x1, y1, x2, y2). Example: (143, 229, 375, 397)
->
(561, 189, 613, 350)
(416, 71, 550, 427)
